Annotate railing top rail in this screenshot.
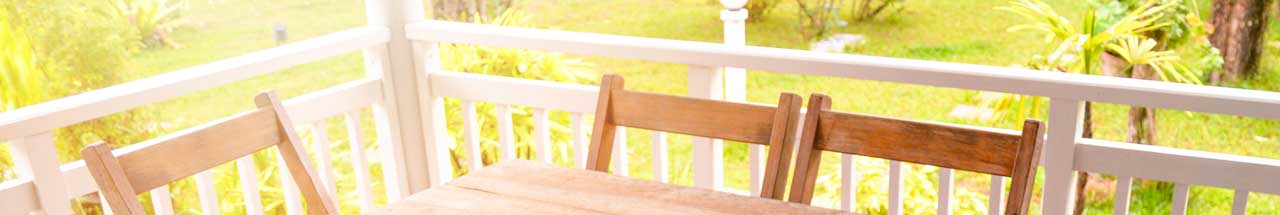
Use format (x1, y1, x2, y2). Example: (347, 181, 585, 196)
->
(405, 20, 1280, 119)
(0, 27, 390, 141)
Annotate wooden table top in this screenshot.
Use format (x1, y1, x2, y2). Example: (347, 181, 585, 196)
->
(367, 160, 852, 215)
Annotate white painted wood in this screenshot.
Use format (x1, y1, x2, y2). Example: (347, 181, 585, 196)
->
(688, 64, 725, 190)
(150, 185, 174, 215)
(989, 175, 1005, 215)
(366, 0, 430, 196)
(613, 126, 629, 176)
(277, 154, 303, 215)
(58, 161, 95, 199)
(888, 161, 903, 215)
(195, 171, 220, 215)
(410, 41, 456, 188)
(99, 189, 114, 215)
(1171, 183, 1190, 215)
(840, 154, 855, 211)
(1042, 98, 1086, 215)
(310, 122, 339, 203)
(1232, 190, 1249, 215)
(652, 131, 669, 183)
(236, 156, 265, 215)
(8, 132, 71, 215)
(1114, 175, 1133, 215)
(535, 108, 552, 163)
(430, 71, 598, 113)
(0, 178, 39, 214)
(938, 168, 954, 215)
(404, 20, 1280, 119)
(1075, 139, 1280, 195)
(497, 105, 516, 160)
(572, 113, 589, 169)
(285, 78, 383, 124)
(344, 111, 376, 212)
(462, 101, 483, 171)
(749, 144, 762, 196)
(0, 27, 389, 141)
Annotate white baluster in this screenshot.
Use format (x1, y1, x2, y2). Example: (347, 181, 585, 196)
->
(938, 168, 954, 215)
(989, 175, 1005, 215)
(1171, 183, 1190, 215)
(688, 64, 724, 190)
(310, 122, 339, 201)
(840, 154, 856, 211)
(888, 161, 903, 215)
(99, 191, 114, 215)
(535, 108, 552, 163)
(236, 156, 264, 215)
(1042, 99, 1086, 215)
(195, 171, 219, 215)
(498, 105, 515, 160)
(277, 154, 302, 215)
(652, 131, 669, 183)
(749, 144, 763, 196)
(1232, 190, 1249, 215)
(9, 132, 71, 215)
(463, 101, 483, 171)
(613, 126, 628, 176)
(150, 185, 174, 215)
(344, 111, 376, 212)
(1114, 175, 1132, 215)
(572, 113, 589, 169)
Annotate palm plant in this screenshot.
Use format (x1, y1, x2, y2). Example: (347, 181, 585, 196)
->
(103, 0, 188, 48)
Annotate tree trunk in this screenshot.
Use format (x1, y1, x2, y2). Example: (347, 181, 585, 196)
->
(1126, 64, 1159, 145)
(1210, 0, 1272, 82)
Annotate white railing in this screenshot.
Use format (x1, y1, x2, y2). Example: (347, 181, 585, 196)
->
(405, 20, 1280, 215)
(2, 6, 1279, 215)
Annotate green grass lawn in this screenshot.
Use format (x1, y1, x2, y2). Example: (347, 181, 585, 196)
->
(42, 0, 1280, 214)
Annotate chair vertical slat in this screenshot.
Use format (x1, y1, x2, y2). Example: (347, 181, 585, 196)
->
(749, 144, 763, 196)
(195, 171, 219, 215)
(1171, 183, 1190, 215)
(535, 108, 552, 163)
(9, 132, 72, 215)
(652, 131, 669, 182)
(498, 105, 516, 160)
(572, 113, 589, 169)
(149, 185, 174, 215)
(888, 161, 903, 215)
(344, 111, 376, 212)
(310, 122, 339, 201)
(277, 154, 303, 215)
(613, 126, 628, 176)
(462, 101, 482, 171)
(688, 64, 724, 190)
(1232, 190, 1249, 215)
(989, 175, 1005, 215)
(840, 154, 855, 211)
(236, 156, 265, 215)
(938, 168, 954, 215)
(1114, 176, 1133, 215)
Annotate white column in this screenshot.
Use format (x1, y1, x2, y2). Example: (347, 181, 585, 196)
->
(720, 2, 756, 195)
(364, 0, 431, 197)
(1042, 98, 1086, 215)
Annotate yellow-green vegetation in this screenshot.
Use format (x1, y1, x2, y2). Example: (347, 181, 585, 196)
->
(2, 0, 1279, 214)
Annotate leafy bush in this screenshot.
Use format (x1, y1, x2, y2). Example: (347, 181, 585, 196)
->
(101, 0, 189, 48)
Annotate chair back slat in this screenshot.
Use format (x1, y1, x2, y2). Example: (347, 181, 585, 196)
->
(789, 94, 1043, 215)
(586, 74, 802, 200)
(83, 91, 339, 215)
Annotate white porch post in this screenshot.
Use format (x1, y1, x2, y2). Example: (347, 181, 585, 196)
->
(363, 0, 432, 198)
(719, 0, 757, 196)
(1042, 98, 1086, 215)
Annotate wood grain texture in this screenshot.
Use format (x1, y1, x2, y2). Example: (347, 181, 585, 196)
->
(789, 93, 1043, 215)
(587, 74, 803, 200)
(81, 91, 339, 215)
(369, 160, 850, 215)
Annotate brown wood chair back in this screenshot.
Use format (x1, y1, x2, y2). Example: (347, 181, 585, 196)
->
(788, 94, 1044, 215)
(586, 74, 803, 200)
(82, 91, 339, 215)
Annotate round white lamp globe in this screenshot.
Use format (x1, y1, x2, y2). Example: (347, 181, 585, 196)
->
(719, 0, 748, 10)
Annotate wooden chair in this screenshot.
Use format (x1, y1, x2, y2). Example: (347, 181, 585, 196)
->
(787, 94, 1044, 215)
(585, 74, 804, 200)
(82, 91, 339, 214)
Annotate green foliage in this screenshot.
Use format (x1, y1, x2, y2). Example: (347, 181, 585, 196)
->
(746, 0, 783, 22)
(438, 10, 596, 174)
(101, 0, 189, 48)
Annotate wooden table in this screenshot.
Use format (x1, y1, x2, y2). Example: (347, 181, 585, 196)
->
(368, 160, 852, 214)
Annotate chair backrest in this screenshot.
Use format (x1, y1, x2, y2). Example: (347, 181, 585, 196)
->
(585, 74, 803, 200)
(787, 94, 1044, 215)
(82, 91, 338, 214)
